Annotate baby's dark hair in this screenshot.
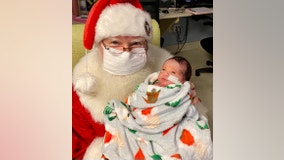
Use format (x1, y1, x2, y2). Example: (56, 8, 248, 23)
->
(167, 56, 192, 81)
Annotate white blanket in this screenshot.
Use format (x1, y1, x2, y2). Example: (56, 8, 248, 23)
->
(102, 72, 213, 160)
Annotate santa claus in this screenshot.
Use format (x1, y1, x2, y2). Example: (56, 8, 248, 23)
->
(72, 0, 186, 159)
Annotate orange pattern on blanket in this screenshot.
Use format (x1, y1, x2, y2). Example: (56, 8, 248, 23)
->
(104, 131, 113, 144)
(101, 154, 107, 160)
(125, 97, 129, 104)
(180, 129, 195, 146)
(162, 124, 177, 136)
(171, 153, 182, 159)
(141, 107, 153, 115)
(143, 88, 161, 103)
(135, 148, 145, 160)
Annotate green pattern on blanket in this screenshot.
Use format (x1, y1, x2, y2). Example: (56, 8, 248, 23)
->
(166, 84, 182, 89)
(165, 98, 182, 107)
(120, 101, 128, 108)
(103, 103, 116, 121)
(196, 120, 209, 129)
(128, 128, 137, 134)
(151, 154, 162, 160)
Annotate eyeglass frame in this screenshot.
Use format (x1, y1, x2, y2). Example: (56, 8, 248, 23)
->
(101, 37, 148, 52)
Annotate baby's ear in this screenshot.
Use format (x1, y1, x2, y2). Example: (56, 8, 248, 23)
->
(74, 72, 97, 95)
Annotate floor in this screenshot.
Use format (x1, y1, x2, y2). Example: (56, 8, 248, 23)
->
(163, 41, 213, 138)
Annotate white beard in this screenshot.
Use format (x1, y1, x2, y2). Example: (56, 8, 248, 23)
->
(73, 44, 172, 123)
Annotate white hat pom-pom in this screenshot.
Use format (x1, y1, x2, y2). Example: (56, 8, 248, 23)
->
(74, 72, 96, 95)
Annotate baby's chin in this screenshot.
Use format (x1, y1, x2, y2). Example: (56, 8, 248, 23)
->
(158, 80, 174, 87)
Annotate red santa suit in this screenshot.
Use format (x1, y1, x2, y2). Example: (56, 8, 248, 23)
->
(72, 0, 172, 159)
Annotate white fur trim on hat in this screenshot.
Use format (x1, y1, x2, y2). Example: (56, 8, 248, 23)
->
(95, 3, 152, 45)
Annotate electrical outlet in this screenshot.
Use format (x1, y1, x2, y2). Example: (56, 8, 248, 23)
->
(172, 24, 180, 32)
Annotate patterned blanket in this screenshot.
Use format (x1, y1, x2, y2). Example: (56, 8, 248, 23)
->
(102, 72, 213, 160)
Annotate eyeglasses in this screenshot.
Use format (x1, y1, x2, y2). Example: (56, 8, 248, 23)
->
(102, 39, 147, 53)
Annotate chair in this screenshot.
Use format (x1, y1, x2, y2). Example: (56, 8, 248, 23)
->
(192, 13, 213, 76)
(195, 36, 213, 76)
(140, 0, 164, 47)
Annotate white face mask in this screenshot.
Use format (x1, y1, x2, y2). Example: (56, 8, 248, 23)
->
(102, 46, 147, 75)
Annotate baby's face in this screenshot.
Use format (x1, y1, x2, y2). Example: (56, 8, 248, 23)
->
(157, 59, 186, 87)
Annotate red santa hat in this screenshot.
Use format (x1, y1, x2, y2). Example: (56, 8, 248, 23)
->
(83, 0, 153, 50)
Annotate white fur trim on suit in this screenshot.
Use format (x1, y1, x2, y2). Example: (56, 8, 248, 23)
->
(83, 137, 104, 160)
(74, 72, 97, 95)
(95, 3, 152, 45)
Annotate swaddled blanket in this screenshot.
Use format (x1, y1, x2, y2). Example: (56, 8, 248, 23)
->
(102, 72, 213, 160)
